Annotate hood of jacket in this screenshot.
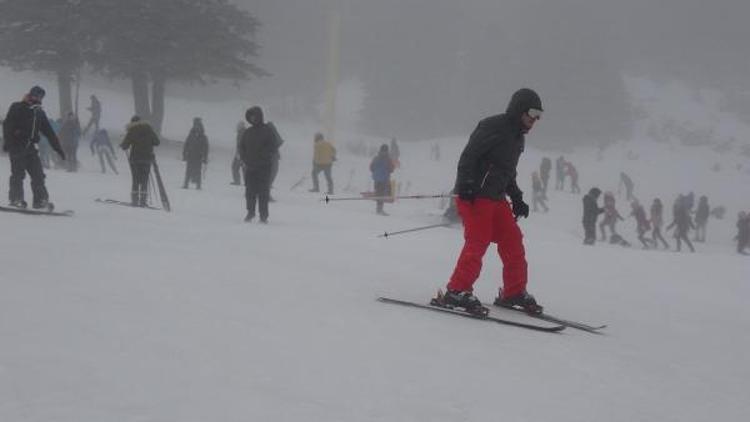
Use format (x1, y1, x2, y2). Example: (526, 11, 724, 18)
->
(505, 88, 543, 120)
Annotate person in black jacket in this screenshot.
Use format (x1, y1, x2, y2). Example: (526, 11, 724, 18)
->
(239, 106, 280, 223)
(539, 157, 551, 193)
(2, 86, 66, 208)
(582, 187, 604, 245)
(435, 88, 544, 316)
(120, 116, 160, 206)
(182, 117, 209, 189)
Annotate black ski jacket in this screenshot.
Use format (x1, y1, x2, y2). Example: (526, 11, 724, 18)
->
(454, 88, 542, 201)
(2, 100, 63, 155)
(120, 121, 160, 164)
(582, 189, 604, 224)
(183, 129, 209, 163)
(239, 108, 280, 174)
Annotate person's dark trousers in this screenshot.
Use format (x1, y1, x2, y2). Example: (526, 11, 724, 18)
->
(184, 160, 202, 189)
(374, 180, 390, 213)
(541, 176, 549, 193)
(312, 163, 334, 194)
(652, 227, 669, 249)
(583, 221, 596, 245)
(129, 161, 151, 206)
(231, 157, 243, 184)
(245, 169, 271, 221)
(8, 149, 48, 205)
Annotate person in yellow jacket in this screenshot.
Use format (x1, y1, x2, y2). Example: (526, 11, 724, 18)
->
(310, 132, 336, 194)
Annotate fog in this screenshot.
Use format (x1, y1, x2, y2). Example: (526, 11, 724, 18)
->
(243, 0, 750, 145)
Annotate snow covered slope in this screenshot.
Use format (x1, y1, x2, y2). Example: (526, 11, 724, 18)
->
(1, 110, 749, 422)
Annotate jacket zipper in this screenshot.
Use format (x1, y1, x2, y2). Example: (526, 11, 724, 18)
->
(479, 164, 492, 188)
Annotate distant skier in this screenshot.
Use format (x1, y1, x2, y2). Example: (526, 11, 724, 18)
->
(554, 156, 566, 191)
(436, 88, 544, 316)
(599, 191, 624, 241)
(370, 143, 395, 216)
(239, 106, 279, 223)
(619, 171, 634, 201)
(82, 94, 101, 137)
(630, 200, 652, 249)
(649, 198, 670, 249)
(120, 116, 160, 207)
(666, 195, 695, 253)
(89, 128, 118, 174)
(531, 171, 548, 212)
(539, 157, 551, 193)
(736, 211, 749, 255)
(59, 111, 81, 172)
(2, 86, 66, 209)
(582, 187, 604, 245)
(309, 132, 336, 195)
(182, 117, 209, 190)
(231, 121, 245, 185)
(565, 161, 580, 193)
(694, 195, 709, 242)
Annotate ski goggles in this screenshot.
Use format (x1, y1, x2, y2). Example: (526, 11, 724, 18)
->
(527, 108, 543, 119)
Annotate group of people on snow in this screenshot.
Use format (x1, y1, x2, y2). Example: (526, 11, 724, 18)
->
(581, 187, 718, 253)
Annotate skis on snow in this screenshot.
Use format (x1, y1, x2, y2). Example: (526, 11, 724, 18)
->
(0, 203, 73, 216)
(377, 297, 565, 333)
(95, 198, 162, 211)
(493, 304, 607, 333)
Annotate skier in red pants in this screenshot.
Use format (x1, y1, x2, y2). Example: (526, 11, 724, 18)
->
(434, 88, 544, 316)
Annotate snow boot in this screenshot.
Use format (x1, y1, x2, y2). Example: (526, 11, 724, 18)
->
(494, 290, 543, 315)
(9, 199, 28, 209)
(32, 199, 52, 211)
(431, 289, 489, 317)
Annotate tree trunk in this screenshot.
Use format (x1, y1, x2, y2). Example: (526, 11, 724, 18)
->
(151, 74, 166, 135)
(56, 69, 74, 119)
(131, 71, 151, 121)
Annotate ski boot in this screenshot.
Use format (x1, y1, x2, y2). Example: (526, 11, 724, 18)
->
(494, 290, 543, 315)
(431, 289, 489, 317)
(9, 199, 28, 209)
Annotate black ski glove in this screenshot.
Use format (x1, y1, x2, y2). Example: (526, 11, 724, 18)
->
(457, 181, 477, 203)
(511, 196, 529, 219)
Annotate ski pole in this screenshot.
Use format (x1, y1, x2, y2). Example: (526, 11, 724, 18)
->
(377, 222, 454, 238)
(323, 193, 455, 203)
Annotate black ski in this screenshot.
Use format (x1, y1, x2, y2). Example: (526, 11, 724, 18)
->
(151, 157, 171, 212)
(493, 304, 606, 333)
(378, 297, 565, 333)
(0, 204, 73, 216)
(95, 198, 161, 211)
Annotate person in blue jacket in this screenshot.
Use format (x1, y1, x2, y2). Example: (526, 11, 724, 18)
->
(370, 144, 395, 215)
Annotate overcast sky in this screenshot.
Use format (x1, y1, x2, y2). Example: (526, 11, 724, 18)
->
(239, 0, 750, 143)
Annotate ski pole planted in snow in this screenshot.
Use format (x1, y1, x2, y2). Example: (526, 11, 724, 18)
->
(323, 193, 455, 203)
(378, 222, 454, 238)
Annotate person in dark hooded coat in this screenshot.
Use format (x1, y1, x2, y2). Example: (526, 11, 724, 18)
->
(582, 187, 604, 245)
(182, 117, 209, 189)
(238, 106, 280, 223)
(436, 88, 544, 316)
(120, 115, 160, 207)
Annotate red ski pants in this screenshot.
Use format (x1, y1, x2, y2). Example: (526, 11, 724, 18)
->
(447, 198, 528, 297)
